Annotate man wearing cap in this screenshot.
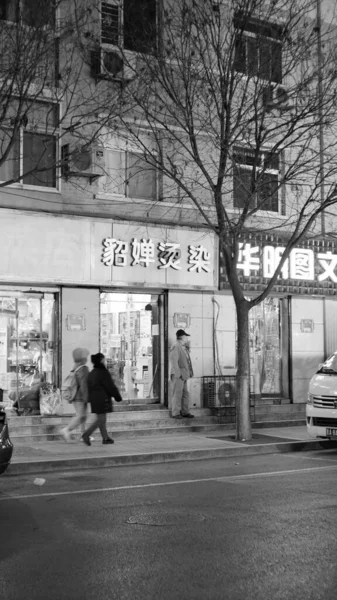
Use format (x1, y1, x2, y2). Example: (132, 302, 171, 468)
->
(170, 329, 194, 419)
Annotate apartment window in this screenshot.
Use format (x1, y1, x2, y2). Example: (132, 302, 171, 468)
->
(0, 100, 58, 188)
(234, 11, 282, 84)
(0, 0, 55, 28)
(102, 149, 157, 200)
(101, 0, 157, 54)
(233, 148, 280, 213)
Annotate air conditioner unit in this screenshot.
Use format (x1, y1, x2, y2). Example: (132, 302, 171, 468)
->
(203, 377, 236, 408)
(62, 144, 105, 180)
(262, 84, 289, 111)
(91, 47, 137, 82)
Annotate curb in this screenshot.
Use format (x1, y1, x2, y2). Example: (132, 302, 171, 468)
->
(5, 438, 337, 476)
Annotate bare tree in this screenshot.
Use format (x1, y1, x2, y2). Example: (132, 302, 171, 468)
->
(87, 0, 337, 439)
(0, 0, 126, 189)
(4, 0, 337, 439)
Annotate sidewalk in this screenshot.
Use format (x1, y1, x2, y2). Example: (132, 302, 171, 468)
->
(6, 426, 337, 476)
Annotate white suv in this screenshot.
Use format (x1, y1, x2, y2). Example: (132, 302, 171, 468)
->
(307, 351, 337, 439)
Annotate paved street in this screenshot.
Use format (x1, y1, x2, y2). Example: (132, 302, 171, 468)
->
(2, 450, 337, 600)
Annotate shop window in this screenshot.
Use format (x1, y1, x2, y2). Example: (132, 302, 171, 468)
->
(0, 291, 59, 414)
(100, 292, 160, 401)
(234, 11, 283, 84)
(101, 0, 157, 54)
(101, 149, 157, 200)
(233, 147, 280, 212)
(249, 297, 281, 397)
(0, 100, 58, 188)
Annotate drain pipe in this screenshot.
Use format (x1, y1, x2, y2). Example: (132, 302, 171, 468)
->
(316, 0, 326, 235)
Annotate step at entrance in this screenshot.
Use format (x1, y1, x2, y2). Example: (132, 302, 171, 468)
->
(6, 402, 306, 444)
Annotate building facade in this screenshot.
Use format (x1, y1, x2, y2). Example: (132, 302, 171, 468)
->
(0, 209, 218, 412)
(220, 233, 337, 404)
(1, 0, 337, 416)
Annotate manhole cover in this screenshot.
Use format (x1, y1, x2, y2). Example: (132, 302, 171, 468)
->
(127, 511, 206, 526)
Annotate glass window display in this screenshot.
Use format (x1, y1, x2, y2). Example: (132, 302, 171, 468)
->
(249, 297, 281, 397)
(0, 291, 58, 414)
(100, 292, 160, 401)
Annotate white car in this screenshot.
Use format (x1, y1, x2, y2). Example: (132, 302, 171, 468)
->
(307, 352, 337, 439)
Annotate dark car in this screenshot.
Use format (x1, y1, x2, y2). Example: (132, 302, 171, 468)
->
(0, 408, 13, 474)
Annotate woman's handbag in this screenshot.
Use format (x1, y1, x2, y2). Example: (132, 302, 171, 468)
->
(104, 397, 113, 413)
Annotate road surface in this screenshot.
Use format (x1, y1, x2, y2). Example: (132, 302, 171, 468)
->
(1, 450, 337, 600)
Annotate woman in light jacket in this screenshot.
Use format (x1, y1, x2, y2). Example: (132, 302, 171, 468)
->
(61, 347, 89, 442)
(82, 353, 123, 446)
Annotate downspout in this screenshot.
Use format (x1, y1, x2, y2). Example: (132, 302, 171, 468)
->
(316, 0, 325, 235)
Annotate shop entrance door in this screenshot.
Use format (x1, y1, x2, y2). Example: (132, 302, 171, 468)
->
(249, 297, 288, 399)
(100, 292, 162, 402)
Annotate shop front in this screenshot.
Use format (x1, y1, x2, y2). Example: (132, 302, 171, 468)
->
(0, 209, 218, 413)
(100, 291, 163, 401)
(219, 233, 337, 403)
(0, 288, 59, 412)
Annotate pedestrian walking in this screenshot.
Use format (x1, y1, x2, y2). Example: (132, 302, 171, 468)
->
(60, 347, 89, 442)
(170, 329, 194, 419)
(82, 353, 123, 446)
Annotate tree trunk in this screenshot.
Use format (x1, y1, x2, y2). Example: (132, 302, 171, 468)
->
(235, 299, 252, 441)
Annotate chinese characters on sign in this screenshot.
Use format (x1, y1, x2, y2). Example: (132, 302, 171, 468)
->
(102, 238, 211, 273)
(237, 243, 337, 282)
(158, 242, 181, 270)
(102, 239, 128, 266)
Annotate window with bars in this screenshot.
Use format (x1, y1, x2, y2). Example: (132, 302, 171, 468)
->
(101, 0, 157, 54)
(101, 149, 157, 201)
(233, 148, 280, 213)
(0, 100, 58, 188)
(233, 11, 282, 84)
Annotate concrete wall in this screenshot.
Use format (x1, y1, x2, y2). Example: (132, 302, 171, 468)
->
(291, 297, 324, 403)
(61, 287, 100, 413)
(168, 291, 214, 409)
(0, 182, 212, 228)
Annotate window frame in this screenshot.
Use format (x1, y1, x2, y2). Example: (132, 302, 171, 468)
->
(100, 146, 158, 202)
(100, 0, 157, 55)
(0, 0, 56, 29)
(234, 13, 283, 84)
(233, 147, 281, 214)
(0, 1, 59, 88)
(0, 99, 60, 190)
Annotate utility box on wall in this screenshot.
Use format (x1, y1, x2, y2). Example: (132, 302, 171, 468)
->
(173, 313, 191, 329)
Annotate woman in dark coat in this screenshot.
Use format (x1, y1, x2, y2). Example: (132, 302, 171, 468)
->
(82, 353, 122, 446)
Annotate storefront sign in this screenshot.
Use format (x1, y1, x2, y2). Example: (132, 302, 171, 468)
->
(66, 314, 86, 331)
(300, 319, 314, 333)
(220, 233, 337, 295)
(173, 313, 191, 328)
(102, 238, 211, 273)
(237, 243, 335, 282)
(0, 210, 218, 290)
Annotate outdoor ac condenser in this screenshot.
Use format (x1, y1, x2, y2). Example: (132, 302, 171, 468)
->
(61, 144, 105, 180)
